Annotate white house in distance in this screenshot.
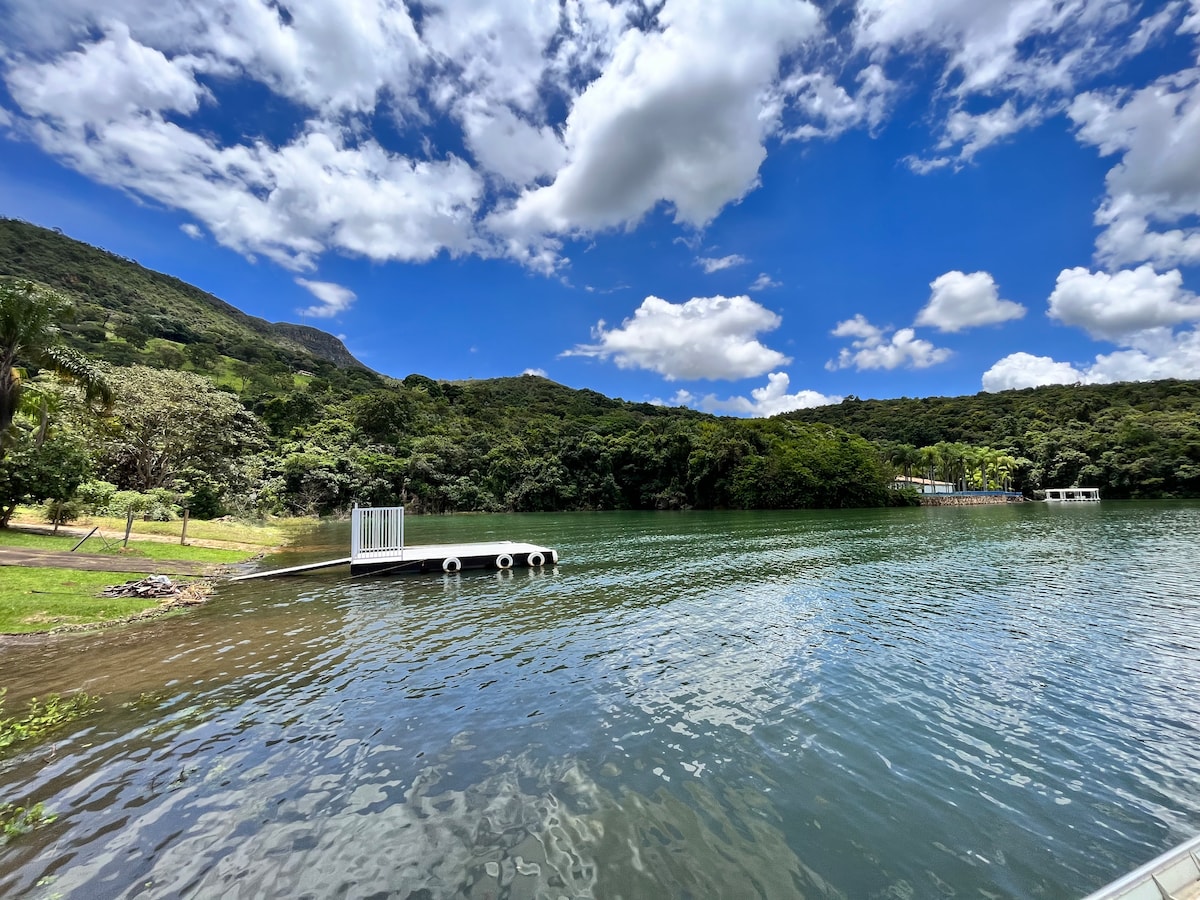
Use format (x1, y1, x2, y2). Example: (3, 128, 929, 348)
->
(892, 476, 955, 494)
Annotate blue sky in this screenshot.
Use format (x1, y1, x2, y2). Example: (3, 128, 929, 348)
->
(2, 0, 1200, 415)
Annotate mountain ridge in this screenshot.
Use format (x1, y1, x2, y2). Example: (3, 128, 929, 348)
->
(0, 217, 367, 374)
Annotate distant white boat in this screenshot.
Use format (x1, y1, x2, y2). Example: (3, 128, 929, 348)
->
(1044, 487, 1101, 502)
(1082, 832, 1200, 900)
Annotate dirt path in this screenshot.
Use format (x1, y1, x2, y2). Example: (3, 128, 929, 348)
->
(0, 546, 214, 575)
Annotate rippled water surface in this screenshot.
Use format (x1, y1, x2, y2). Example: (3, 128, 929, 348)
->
(2, 503, 1200, 898)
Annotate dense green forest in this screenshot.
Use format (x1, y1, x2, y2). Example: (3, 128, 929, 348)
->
(2, 218, 1199, 522)
(786, 382, 1200, 498)
(0, 220, 901, 519)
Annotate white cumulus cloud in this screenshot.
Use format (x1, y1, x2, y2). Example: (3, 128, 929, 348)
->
(981, 352, 1088, 390)
(983, 330, 1200, 390)
(674, 372, 842, 417)
(490, 0, 821, 250)
(1070, 69, 1200, 268)
(1048, 265, 1200, 340)
(984, 265, 1200, 389)
(916, 270, 1026, 332)
(780, 64, 896, 141)
(296, 278, 356, 318)
(855, 0, 1136, 97)
(827, 315, 952, 371)
(562, 294, 791, 381)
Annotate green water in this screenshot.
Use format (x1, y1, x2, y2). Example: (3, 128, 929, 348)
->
(1, 502, 1199, 898)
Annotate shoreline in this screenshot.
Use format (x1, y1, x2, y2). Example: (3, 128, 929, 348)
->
(0, 516, 311, 637)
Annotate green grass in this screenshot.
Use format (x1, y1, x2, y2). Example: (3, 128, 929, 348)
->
(0, 529, 252, 564)
(11, 509, 311, 548)
(0, 568, 163, 633)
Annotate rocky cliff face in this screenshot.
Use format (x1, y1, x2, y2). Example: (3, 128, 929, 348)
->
(269, 322, 365, 370)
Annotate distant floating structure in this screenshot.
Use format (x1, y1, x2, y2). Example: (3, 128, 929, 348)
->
(349, 506, 557, 576)
(232, 506, 557, 581)
(1044, 487, 1101, 502)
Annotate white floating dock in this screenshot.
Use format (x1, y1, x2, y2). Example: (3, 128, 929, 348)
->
(349, 540, 558, 576)
(349, 506, 556, 575)
(231, 507, 558, 580)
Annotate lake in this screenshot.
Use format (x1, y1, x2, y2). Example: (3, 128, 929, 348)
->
(2, 502, 1199, 898)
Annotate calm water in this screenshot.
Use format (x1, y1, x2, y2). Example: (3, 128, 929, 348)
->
(2, 503, 1199, 898)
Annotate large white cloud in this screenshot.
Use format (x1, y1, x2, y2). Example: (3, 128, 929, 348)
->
(855, 0, 1134, 97)
(916, 270, 1026, 332)
(489, 0, 821, 246)
(981, 352, 1089, 390)
(826, 314, 952, 371)
(1048, 266, 1200, 340)
(983, 264, 1200, 390)
(856, 0, 1168, 168)
(3, 20, 483, 270)
(2, 0, 427, 114)
(562, 294, 791, 381)
(1070, 69, 1200, 268)
(0, 0, 1192, 283)
(983, 330, 1200, 390)
(671, 372, 842, 417)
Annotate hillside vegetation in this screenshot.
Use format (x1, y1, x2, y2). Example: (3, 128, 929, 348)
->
(0, 218, 370, 381)
(3, 219, 1199, 518)
(785, 381, 1200, 498)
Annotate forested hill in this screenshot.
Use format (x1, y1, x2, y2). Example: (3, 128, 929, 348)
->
(0, 217, 366, 375)
(782, 380, 1200, 446)
(0, 217, 902, 516)
(4, 216, 1199, 516)
(784, 380, 1200, 498)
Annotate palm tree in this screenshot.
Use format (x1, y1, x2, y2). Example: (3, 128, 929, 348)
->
(890, 443, 921, 480)
(919, 445, 941, 487)
(0, 279, 112, 450)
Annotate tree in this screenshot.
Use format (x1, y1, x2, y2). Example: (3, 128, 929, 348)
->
(0, 425, 91, 526)
(93, 365, 267, 499)
(0, 278, 112, 448)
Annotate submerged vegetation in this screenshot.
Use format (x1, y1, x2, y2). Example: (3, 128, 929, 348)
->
(2, 217, 1199, 522)
(0, 689, 98, 754)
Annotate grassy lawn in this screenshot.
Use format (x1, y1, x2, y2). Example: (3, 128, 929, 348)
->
(0, 567, 164, 633)
(9, 508, 312, 549)
(0, 515, 310, 634)
(0, 529, 251, 564)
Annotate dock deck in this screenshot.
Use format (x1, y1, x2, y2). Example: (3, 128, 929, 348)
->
(231, 507, 559, 580)
(350, 540, 557, 575)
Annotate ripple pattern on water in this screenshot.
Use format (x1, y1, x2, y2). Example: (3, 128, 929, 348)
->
(1, 503, 1199, 898)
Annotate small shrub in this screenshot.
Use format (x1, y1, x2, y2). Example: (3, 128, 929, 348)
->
(76, 480, 117, 514)
(42, 498, 84, 531)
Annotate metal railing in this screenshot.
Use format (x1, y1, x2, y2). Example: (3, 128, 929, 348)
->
(350, 506, 404, 560)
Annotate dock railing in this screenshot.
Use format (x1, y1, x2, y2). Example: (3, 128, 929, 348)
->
(350, 506, 404, 561)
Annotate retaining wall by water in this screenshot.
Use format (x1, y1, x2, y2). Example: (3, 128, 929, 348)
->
(919, 493, 1026, 506)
